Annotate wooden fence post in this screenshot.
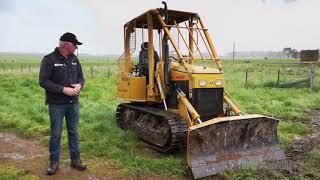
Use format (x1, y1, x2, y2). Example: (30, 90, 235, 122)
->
(245, 68, 248, 86)
(277, 69, 280, 85)
(310, 63, 315, 88)
(261, 64, 264, 82)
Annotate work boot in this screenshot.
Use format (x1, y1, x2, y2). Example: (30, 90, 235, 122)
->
(47, 161, 59, 175)
(71, 159, 86, 170)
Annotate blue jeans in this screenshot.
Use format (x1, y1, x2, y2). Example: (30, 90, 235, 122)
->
(48, 103, 80, 162)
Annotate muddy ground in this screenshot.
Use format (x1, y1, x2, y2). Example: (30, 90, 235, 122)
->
(282, 109, 320, 178)
(0, 132, 184, 179)
(244, 109, 320, 179)
(0, 110, 320, 179)
(0, 131, 129, 180)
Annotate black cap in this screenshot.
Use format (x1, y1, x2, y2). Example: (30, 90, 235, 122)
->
(59, 32, 83, 46)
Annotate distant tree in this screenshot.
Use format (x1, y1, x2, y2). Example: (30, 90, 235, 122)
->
(283, 47, 299, 59)
(283, 47, 292, 59)
(291, 49, 299, 59)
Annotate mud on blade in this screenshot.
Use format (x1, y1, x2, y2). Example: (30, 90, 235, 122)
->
(187, 115, 286, 179)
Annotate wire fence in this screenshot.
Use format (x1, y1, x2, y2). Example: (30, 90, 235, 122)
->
(243, 62, 318, 88)
(1, 61, 318, 88)
(0, 63, 118, 79)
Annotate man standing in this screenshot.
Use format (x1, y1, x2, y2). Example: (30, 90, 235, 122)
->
(39, 32, 86, 175)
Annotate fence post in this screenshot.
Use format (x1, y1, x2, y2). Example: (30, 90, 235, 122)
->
(277, 69, 280, 86)
(90, 66, 93, 77)
(245, 68, 248, 86)
(21, 64, 23, 72)
(310, 63, 315, 89)
(28, 65, 31, 72)
(261, 64, 264, 82)
(107, 68, 110, 79)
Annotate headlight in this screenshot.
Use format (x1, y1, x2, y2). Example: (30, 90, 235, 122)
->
(199, 80, 207, 87)
(216, 79, 223, 86)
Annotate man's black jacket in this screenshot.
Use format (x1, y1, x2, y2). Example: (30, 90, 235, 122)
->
(39, 48, 85, 104)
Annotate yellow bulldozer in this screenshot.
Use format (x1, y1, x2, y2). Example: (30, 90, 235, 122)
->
(116, 2, 285, 179)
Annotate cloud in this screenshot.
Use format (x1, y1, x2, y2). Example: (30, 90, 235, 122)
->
(283, 0, 297, 3)
(1, 0, 319, 54)
(0, 0, 13, 12)
(260, 0, 297, 3)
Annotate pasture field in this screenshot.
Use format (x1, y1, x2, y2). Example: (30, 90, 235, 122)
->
(0, 53, 319, 179)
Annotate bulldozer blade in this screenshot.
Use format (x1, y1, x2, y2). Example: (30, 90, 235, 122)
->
(187, 114, 285, 179)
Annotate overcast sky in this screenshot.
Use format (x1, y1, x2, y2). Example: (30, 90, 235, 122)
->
(0, 0, 319, 55)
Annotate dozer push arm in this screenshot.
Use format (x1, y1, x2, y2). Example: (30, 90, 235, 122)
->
(156, 73, 167, 110)
(177, 89, 242, 125)
(177, 90, 202, 125)
(223, 91, 241, 116)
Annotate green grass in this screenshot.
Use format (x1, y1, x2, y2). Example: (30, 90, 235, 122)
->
(226, 148, 320, 179)
(0, 56, 319, 177)
(222, 166, 286, 180)
(278, 121, 312, 149)
(302, 150, 320, 178)
(0, 73, 186, 176)
(0, 162, 38, 180)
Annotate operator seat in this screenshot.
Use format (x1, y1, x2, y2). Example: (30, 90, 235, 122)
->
(137, 42, 160, 82)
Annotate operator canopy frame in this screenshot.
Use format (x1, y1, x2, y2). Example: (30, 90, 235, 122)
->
(124, 8, 198, 29)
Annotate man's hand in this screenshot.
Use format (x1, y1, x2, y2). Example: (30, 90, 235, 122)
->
(63, 87, 78, 96)
(71, 84, 82, 94)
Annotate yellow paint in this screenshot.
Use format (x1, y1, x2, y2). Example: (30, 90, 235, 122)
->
(117, 74, 130, 99)
(189, 114, 277, 131)
(117, 76, 147, 101)
(177, 91, 199, 126)
(178, 100, 193, 127)
(170, 62, 221, 74)
(192, 74, 224, 88)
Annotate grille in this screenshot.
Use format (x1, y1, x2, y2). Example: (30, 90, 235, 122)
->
(192, 88, 224, 121)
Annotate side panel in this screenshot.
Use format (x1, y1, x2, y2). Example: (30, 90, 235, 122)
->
(117, 74, 130, 99)
(117, 76, 147, 101)
(130, 77, 147, 101)
(171, 70, 189, 81)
